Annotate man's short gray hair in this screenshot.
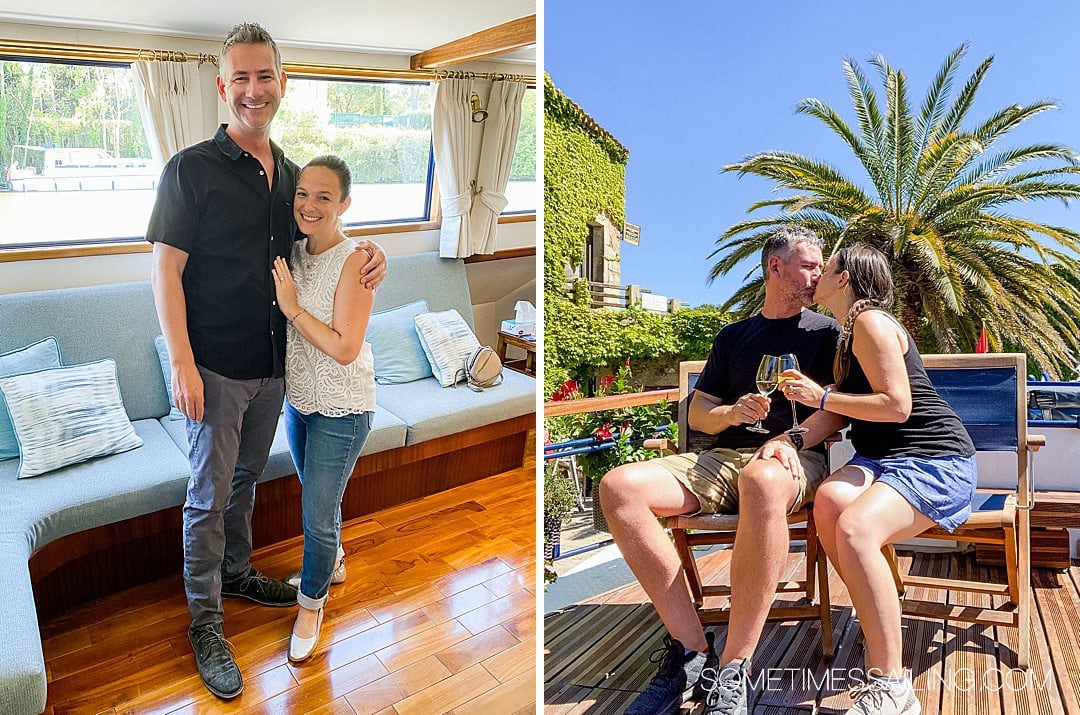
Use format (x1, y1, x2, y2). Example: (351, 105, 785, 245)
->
(219, 22, 281, 77)
(760, 225, 824, 275)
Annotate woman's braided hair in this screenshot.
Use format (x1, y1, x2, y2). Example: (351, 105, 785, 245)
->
(832, 244, 895, 385)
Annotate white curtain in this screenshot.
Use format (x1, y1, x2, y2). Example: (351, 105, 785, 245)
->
(131, 61, 206, 165)
(469, 80, 526, 254)
(432, 78, 475, 258)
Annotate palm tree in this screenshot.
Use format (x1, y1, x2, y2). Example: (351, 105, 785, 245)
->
(710, 44, 1080, 374)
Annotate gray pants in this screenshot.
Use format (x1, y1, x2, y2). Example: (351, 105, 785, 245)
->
(183, 365, 284, 628)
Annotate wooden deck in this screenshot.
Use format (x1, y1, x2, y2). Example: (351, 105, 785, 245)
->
(40, 442, 537, 715)
(544, 546, 1080, 714)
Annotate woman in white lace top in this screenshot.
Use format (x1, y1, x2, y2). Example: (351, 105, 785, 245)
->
(271, 155, 376, 662)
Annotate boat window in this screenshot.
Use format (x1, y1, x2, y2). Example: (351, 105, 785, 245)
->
(0, 57, 155, 249)
(503, 87, 537, 215)
(273, 77, 436, 226)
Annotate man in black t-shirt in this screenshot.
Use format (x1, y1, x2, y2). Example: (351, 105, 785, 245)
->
(602, 226, 844, 715)
(147, 23, 387, 701)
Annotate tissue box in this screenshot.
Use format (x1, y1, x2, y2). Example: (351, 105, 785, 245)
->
(501, 320, 536, 338)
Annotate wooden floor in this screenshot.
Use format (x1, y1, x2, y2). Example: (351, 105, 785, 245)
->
(544, 547, 1080, 714)
(41, 440, 537, 715)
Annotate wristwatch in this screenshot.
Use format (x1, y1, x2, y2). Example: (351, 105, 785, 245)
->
(789, 432, 804, 451)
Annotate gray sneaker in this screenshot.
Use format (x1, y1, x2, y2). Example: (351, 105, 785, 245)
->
(188, 623, 243, 699)
(624, 634, 710, 715)
(845, 677, 921, 715)
(701, 659, 751, 715)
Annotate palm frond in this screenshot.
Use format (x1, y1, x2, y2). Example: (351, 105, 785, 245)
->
(915, 44, 966, 165)
(937, 55, 994, 141)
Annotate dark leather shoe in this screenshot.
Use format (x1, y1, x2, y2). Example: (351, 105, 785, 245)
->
(221, 568, 297, 607)
(188, 623, 243, 699)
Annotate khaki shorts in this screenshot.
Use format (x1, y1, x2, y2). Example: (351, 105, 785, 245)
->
(654, 448, 829, 516)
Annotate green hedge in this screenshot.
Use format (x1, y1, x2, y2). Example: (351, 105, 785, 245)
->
(543, 297, 731, 396)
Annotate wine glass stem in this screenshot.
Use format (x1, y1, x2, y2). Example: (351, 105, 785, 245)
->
(790, 400, 799, 429)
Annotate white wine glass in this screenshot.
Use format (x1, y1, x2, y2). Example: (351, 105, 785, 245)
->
(779, 353, 809, 434)
(748, 354, 780, 434)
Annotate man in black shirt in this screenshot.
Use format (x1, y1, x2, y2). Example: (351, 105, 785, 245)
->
(147, 23, 386, 700)
(601, 227, 844, 715)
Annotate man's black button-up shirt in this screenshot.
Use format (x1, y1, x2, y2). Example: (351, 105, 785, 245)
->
(147, 125, 300, 380)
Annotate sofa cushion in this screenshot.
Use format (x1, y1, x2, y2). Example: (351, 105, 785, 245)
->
(414, 310, 482, 387)
(158, 404, 409, 482)
(368, 300, 433, 385)
(0, 420, 190, 547)
(0, 337, 61, 460)
(0, 361, 144, 479)
(371, 252, 476, 329)
(0, 282, 171, 422)
(153, 336, 186, 421)
(376, 369, 534, 445)
(0, 533, 44, 715)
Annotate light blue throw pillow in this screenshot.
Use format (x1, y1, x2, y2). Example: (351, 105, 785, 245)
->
(153, 335, 185, 420)
(0, 337, 62, 460)
(0, 359, 143, 479)
(368, 300, 434, 384)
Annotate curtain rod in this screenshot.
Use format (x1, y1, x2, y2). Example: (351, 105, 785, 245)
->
(0, 39, 536, 83)
(432, 69, 531, 83)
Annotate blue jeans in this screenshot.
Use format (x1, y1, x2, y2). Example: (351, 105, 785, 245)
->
(284, 403, 373, 609)
(184, 366, 284, 628)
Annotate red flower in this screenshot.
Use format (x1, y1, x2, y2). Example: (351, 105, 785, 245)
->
(625, 357, 632, 367)
(600, 374, 615, 390)
(595, 422, 614, 441)
(551, 379, 579, 402)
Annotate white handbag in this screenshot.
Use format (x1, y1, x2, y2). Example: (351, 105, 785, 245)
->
(462, 345, 504, 392)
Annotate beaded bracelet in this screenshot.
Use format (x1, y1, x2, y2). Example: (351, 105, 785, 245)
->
(819, 387, 833, 411)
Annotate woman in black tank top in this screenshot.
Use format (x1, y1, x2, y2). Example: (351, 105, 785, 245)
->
(770, 243, 977, 714)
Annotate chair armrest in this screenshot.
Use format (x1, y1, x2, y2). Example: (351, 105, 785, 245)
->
(1028, 434, 1046, 452)
(643, 438, 675, 455)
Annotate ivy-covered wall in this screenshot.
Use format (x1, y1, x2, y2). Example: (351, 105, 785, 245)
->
(543, 75, 733, 396)
(543, 74, 628, 292)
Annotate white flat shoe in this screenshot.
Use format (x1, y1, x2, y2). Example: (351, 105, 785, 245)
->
(287, 545, 346, 588)
(288, 607, 324, 662)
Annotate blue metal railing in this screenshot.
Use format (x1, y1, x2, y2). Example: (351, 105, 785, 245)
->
(544, 424, 674, 460)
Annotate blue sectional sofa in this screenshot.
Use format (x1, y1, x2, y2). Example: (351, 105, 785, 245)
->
(0, 251, 534, 715)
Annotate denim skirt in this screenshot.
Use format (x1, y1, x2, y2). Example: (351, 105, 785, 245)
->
(846, 452, 978, 532)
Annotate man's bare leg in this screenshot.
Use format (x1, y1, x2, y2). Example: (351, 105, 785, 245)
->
(719, 458, 801, 665)
(600, 461, 707, 650)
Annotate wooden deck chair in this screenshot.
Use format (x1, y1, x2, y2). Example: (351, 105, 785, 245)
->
(884, 353, 1044, 669)
(649, 361, 834, 657)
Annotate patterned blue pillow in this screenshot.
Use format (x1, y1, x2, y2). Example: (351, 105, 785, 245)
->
(368, 300, 434, 384)
(0, 337, 62, 460)
(413, 309, 482, 387)
(0, 360, 143, 479)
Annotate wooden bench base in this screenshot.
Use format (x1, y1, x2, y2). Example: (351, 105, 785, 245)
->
(28, 414, 532, 622)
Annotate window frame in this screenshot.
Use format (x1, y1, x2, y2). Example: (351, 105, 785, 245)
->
(0, 40, 534, 263)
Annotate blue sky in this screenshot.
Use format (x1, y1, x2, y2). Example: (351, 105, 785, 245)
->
(545, 2, 1080, 308)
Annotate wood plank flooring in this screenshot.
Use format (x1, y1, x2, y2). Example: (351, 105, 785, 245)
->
(544, 546, 1080, 714)
(41, 438, 537, 715)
